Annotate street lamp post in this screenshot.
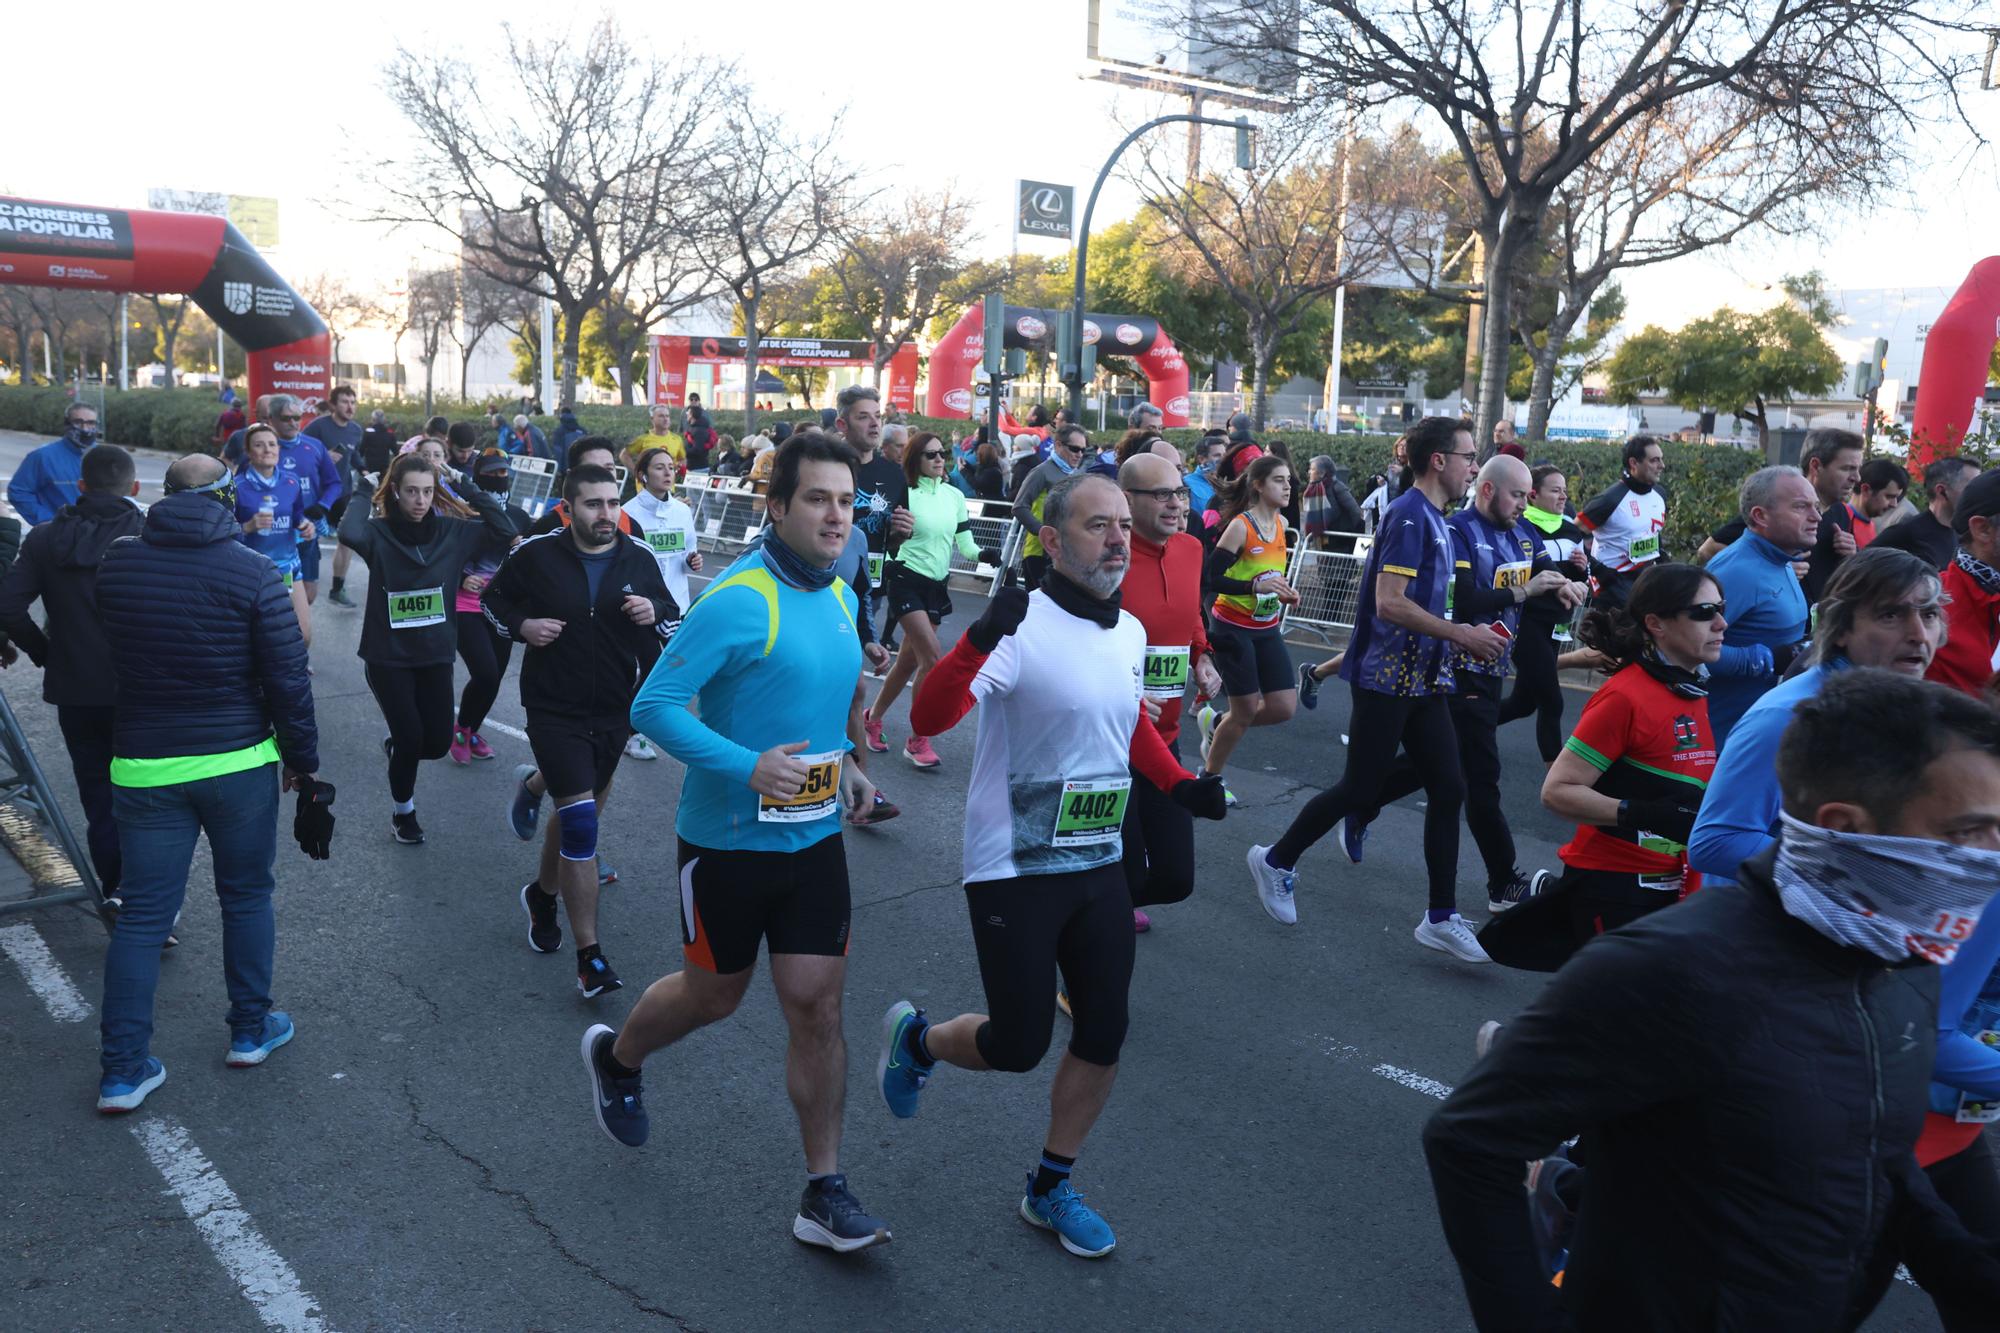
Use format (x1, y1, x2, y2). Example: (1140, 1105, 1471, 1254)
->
(1065, 113, 1254, 420)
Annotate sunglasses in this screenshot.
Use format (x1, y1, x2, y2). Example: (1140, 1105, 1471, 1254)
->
(274, 414, 301, 423)
(919, 450, 947, 461)
(1678, 602, 1726, 623)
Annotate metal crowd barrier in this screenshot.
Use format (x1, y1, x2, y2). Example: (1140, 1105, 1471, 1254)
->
(1281, 536, 1372, 648)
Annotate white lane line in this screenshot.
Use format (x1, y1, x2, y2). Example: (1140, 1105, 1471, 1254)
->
(132, 1118, 337, 1333)
(1371, 1063, 1453, 1100)
(0, 921, 92, 1020)
(482, 719, 528, 742)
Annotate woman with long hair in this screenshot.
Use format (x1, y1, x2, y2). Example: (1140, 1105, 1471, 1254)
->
(339, 452, 517, 843)
(450, 449, 534, 765)
(1481, 562, 1726, 971)
(1196, 453, 1300, 801)
(233, 422, 316, 647)
(863, 430, 988, 770)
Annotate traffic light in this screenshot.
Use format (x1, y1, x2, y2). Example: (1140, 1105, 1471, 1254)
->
(1234, 116, 1254, 170)
(1851, 337, 1888, 396)
(1057, 315, 1079, 384)
(1006, 348, 1027, 377)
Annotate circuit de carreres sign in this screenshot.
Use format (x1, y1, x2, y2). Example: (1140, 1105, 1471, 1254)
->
(649, 335, 919, 411)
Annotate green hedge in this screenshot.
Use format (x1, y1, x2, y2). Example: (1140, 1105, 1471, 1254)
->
(0, 386, 1757, 556)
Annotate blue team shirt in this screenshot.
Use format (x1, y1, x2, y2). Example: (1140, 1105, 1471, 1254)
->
(1449, 507, 1543, 678)
(277, 435, 343, 513)
(630, 546, 861, 852)
(1343, 487, 1454, 696)
(232, 466, 307, 573)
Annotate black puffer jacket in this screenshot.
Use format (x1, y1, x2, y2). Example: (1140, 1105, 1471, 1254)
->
(96, 493, 319, 773)
(1424, 850, 2000, 1331)
(0, 494, 135, 705)
(480, 528, 677, 722)
(338, 484, 518, 668)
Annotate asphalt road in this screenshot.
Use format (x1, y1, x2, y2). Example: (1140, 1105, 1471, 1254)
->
(0, 532, 1948, 1330)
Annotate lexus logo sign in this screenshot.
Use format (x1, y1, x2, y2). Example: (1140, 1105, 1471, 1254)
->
(1016, 179, 1075, 240)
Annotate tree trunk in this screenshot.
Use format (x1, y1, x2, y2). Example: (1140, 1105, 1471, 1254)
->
(1250, 325, 1277, 432)
(1752, 397, 1773, 460)
(559, 305, 584, 406)
(741, 292, 761, 440)
(423, 354, 436, 417)
(160, 329, 178, 390)
(1525, 287, 1592, 443)
(1475, 222, 1533, 452)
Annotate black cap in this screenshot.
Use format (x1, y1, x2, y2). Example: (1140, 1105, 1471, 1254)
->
(473, 449, 512, 479)
(1953, 468, 2000, 536)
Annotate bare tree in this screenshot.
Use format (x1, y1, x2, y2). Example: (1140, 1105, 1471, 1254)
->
(146, 296, 193, 389)
(700, 102, 859, 437)
(297, 272, 391, 375)
(373, 17, 723, 405)
(0, 287, 36, 383)
(1134, 113, 1413, 428)
(828, 189, 976, 388)
(1207, 0, 1990, 445)
(402, 267, 460, 415)
(453, 263, 528, 401)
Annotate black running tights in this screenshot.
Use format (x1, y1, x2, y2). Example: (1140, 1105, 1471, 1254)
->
(1497, 616, 1566, 763)
(456, 613, 514, 733)
(366, 662, 456, 803)
(1270, 685, 1465, 914)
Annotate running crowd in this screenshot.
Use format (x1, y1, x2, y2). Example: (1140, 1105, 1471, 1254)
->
(13, 387, 2000, 1327)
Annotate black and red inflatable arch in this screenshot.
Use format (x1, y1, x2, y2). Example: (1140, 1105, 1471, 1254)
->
(0, 195, 329, 406)
(1911, 256, 2000, 469)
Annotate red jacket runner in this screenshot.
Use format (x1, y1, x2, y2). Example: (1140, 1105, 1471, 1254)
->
(1120, 530, 1211, 747)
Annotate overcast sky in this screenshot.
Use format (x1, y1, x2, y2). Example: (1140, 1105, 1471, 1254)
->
(11, 0, 1999, 336)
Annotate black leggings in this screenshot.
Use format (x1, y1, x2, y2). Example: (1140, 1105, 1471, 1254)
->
(365, 662, 457, 803)
(1122, 738, 1194, 908)
(966, 863, 1134, 1071)
(1497, 616, 1567, 763)
(1373, 679, 1513, 888)
(1270, 684, 1465, 914)
(456, 613, 514, 732)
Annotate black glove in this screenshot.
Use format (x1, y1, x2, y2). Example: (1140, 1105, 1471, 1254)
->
(293, 779, 336, 860)
(967, 571, 1031, 653)
(1618, 797, 1699, 846)
(1171, 775, 1229, 821)
(304, 504, 328, 522)
(977, 546, 1001, 568)
(1772, 638, 1811, 677)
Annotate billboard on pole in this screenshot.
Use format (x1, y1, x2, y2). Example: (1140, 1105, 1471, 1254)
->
(1016, 181, 1075, 240)
(1086, 0, 1298, 97)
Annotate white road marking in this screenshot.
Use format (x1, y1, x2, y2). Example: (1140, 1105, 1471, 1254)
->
(1371, 1063, 1454, 1100)
(0, 921, 91, 1020)
(482, 719, 528, 742)
(132, 1118, 337, 1333)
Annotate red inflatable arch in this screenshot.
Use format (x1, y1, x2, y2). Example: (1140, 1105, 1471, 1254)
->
(927, 303, 1191, 427)
(0, 195, 329, 407)
(1911, 256, 2000, 470)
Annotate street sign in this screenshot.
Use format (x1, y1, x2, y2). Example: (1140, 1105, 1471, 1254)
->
(1016, 181, 1075, 240)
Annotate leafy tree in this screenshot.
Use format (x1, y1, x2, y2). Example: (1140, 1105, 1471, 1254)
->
(1604, 275, 1841, 458)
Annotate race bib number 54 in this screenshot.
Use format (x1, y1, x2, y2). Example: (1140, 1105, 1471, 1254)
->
(758, 751, 841, 823)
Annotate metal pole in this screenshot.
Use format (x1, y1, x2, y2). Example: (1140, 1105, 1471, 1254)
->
(1067, 112, 1248, 420)
(1322, 103, 1355, 434)
(117, 294, 129, 391)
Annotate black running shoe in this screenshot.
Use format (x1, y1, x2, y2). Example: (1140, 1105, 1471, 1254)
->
(522, 883, 562, 953)
(577, 950, 623, 998)
(391, 810, 425, 845)
(793, 1174, 891, 1253)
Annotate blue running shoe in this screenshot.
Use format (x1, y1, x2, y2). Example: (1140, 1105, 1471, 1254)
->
(793, 1174, 892, 1253)
(508, 764, 542, 841)
(597, 860, 618, 887)
(1020, 1174, 1116, 1258)
(97, 1058, 166, 1114)
(1342, 810, 1372, 864)
(1296, 660, 1321, 710)
(226, 1011, 295, 1067)
(877, 1000, 933, 1119)
(581, 1024, 647, 1148)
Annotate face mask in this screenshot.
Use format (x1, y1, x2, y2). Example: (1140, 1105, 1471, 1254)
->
(168, 472, 237, 514)
(68, 426, 97, 447)
(1772, 811, 2000, 964)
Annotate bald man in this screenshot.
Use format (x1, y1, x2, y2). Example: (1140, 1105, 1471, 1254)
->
(1345, 455, 1583, 913)
(1114, 452, 1222, 931)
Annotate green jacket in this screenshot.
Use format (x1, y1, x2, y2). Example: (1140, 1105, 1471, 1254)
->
(892, 475, 980, 582)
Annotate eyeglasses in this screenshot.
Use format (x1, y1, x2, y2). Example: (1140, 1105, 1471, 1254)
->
(1678, 602, 1727, 623)
(274, 414, 301, 423)
(919, 450, 947, 461)
(1126, 486, 1191, 503)
(1441, 449, 1478, 462)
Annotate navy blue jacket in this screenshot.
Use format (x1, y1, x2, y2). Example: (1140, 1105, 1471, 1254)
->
(0, 493, 143, 706)
(96, 493, 319, 773)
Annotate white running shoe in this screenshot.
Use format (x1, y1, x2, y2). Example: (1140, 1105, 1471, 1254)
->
(1198, 704, 1219, 768)
(624, 735, 658, 761)
(1245, 843, 1298, 925)
(1475, 1020, 1503, 1058)
(1415, 913, 1491, 963)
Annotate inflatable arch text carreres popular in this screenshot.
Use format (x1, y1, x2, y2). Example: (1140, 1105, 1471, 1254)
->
(927, 304, 1190, 427)
(0, 196, 329, 406)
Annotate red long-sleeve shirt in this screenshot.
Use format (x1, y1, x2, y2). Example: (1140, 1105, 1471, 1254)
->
(1120, 530, 1211, 746)
(1927, 560, 2000, 697)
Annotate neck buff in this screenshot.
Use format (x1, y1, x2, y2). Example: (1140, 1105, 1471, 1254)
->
(761, 528, 835, 591)
(388, 508, 437, 547)
(1523, 504, 1564, 535)
(1048, 450, 1079, 476)
(1626, 474, 1654, 495)
(1043, 567, 1122, 628)
(1956, 549, 2000, 594)
(1772, 811, 2000, 964)
(1638, 651, 1708, 698)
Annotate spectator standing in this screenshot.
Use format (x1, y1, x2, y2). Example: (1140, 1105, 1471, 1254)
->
(90, 454, 326, 1113)
(501, 413, 551, 461)
(550, 405, 586, 462)
(10, 402, 98, 525)
(307, 385, 366, 607)
(0, 445, 142, 909)
(213, 400, 246, 451)
(1875, 455, 1979, 572)
(683, 393, 715, 469)
(1704, 466, 1817, 745)
(358, 410, 399, 479)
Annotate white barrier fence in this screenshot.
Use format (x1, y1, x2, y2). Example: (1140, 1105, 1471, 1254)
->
(1280, 536, 1371, 647)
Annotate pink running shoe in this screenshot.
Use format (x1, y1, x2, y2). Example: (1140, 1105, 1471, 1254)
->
(448, 728, 472, 765)
(466, 732, 495, 760)
(1133, 909, 1152, 933)
(904, 735, 940, 769)
(864, 710, 890, 754)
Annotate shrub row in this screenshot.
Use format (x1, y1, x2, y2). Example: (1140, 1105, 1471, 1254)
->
(0, 386, 1759, 558)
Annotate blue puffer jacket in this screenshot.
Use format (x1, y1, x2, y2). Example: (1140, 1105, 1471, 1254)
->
(96, 493, 319, 773)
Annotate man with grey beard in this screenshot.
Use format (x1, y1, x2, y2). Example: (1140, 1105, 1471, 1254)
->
(875, 472, 1227, 1260)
